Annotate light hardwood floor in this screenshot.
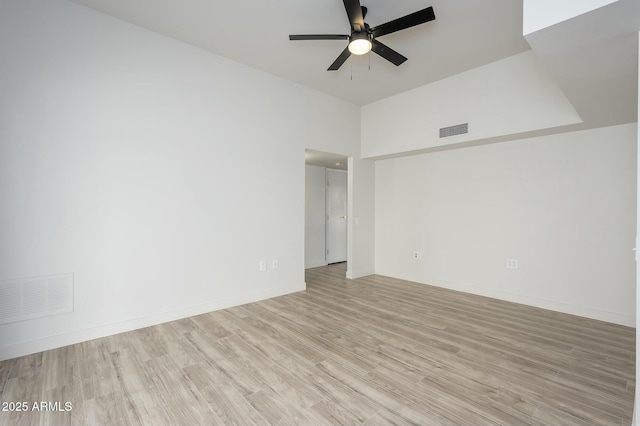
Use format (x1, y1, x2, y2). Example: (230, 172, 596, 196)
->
(0, 263, 635, 425)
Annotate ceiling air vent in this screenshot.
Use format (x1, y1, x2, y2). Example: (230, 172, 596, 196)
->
(439, 123, 468, 138)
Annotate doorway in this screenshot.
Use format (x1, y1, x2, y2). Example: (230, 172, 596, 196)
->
(305, 149, 349, 269)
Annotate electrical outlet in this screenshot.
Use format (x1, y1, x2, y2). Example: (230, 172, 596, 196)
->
(413, 251, 422, 260)
(272, 259, 279, 270)
(506, 258, 518, 269)
(259, 260, 267, 272)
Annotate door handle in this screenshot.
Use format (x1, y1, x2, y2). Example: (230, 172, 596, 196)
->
(339, 215, 347, 219)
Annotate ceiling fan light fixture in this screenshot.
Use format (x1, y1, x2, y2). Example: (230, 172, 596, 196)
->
(348, 32, 371, 55)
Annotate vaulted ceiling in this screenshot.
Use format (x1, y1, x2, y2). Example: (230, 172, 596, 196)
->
(69, 0, 532, 106)
(69, 0, 639, 141)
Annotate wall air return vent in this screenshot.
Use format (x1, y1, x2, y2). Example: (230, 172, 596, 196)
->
(0, 273, 73, 324)
(439, 123, 468, 138)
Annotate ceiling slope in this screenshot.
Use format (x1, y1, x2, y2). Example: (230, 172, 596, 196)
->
(69, 0, 532, 105)
(525, 0, 640, 129)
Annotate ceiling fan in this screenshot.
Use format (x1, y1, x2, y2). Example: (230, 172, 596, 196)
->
(289, 0, 435, 71)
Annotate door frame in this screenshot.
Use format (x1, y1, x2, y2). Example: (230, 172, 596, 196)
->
(304, 149, 351, 271)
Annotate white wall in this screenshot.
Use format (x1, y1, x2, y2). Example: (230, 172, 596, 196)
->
(375, 124, 637, 326)
(347, 156, 375, 278)
(305, 165, 326, 269)
(523, 0, 618, 35)
(634, 31, 639, 426)
(361, 51, 581, 159)
(0, 0, 368, 359)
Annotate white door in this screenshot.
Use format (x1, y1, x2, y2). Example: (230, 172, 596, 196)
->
(326, 169, 347, 263)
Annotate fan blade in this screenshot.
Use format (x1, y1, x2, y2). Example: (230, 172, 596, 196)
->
(371, 39, 407, 66)
(289, 34, 349, 41)
(371, 6, 435, 38)
(328, 46, 351, 71)
(343, 0, 364, 32)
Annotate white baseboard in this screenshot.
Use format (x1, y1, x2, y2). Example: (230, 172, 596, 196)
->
(0, 282, 304, 361)
(409, 276, 635, 327)
(305, 259, 328, 269)
(346, 267, 375, 279)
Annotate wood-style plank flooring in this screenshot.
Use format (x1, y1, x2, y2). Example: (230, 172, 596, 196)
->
(0, 263, 635, 425)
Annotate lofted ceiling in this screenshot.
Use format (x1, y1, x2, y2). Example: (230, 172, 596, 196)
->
(69, 0, 532, 106)
(68, 0, 640, 151)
